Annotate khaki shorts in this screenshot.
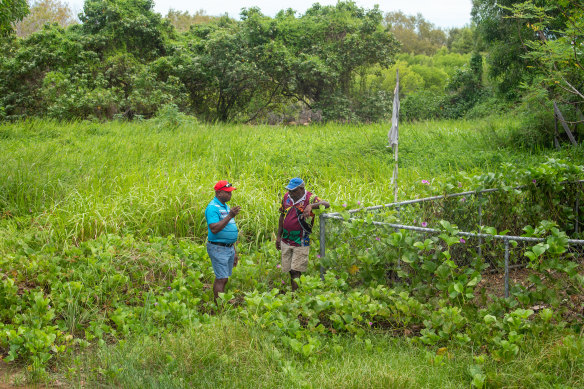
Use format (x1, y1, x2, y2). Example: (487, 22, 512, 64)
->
(281, 242, 309, 272)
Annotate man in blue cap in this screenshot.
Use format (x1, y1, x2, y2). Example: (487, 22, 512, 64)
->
(205, 180, 240, 303)
(276, 178, 329, 291)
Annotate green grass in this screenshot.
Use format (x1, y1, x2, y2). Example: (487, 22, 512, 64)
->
(59, 318, 583, 388)
(2, 117, 584, 387)
(60, 318, 473, 388)
(1, 117, 581, 249)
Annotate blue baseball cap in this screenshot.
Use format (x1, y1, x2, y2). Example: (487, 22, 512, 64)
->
(285, 177, 304, 190)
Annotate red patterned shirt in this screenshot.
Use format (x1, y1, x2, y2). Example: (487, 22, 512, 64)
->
(279, 191, 321, 247)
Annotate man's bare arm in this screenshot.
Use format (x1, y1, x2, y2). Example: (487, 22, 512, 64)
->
(303, 200, 330, 217)
(209, 206, 240, 234)
(276, 213, 284, 250)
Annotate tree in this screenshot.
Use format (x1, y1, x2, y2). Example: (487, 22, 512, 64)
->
(505, 0, 583, 106)
(472, 0, 540, 99)
(0, 0, 29, 36)
(191, 16, 274, 122)
(446, 26, 476, 54)
(384, 11, 447, 55)
(443, 52, 486, 117)
(280, 2, 400, 120)
(165, 9, 217, 33)
(0, 24, 87, 119)
(79, 0, 172, 61)
(13, 0, 76, 37)
(174, 1, 400, 122)
(1, 0, 182, 121)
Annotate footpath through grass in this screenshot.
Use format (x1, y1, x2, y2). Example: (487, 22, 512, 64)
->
(1, 117, 583, 387)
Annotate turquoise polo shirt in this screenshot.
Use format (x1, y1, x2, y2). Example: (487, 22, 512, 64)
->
(205, 197, 238, 244)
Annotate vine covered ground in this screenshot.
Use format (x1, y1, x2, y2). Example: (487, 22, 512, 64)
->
(1, 117, 583, 387)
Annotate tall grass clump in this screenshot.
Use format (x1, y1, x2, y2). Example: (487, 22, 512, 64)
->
(1, 116, 582, 248)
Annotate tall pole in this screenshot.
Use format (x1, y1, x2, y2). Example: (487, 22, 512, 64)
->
(319, 216, 326, 281)
(393, 143, 398, 203)
(389, 69, 400, 203)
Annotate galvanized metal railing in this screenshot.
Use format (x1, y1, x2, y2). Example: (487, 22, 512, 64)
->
(319, 181, 584, 297)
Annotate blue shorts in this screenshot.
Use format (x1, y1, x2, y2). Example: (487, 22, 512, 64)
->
(206, 242, 235, 279)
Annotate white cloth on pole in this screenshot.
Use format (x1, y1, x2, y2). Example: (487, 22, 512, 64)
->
(388, 71, 400, 147)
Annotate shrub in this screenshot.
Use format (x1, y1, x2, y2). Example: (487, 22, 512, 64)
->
(401, 90, 443, 121)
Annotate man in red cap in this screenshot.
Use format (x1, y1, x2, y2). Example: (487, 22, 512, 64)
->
(205, 180, 240, 303)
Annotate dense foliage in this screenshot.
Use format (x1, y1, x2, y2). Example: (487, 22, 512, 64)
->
(384, 11, 448, 55)
(164, 9, 218, 33)
(2, 0, 584, 384)
(0, 0, 516, 125)
(0, 1, 403, 123)
(0, 119, 582, 386)
(0, 0, 29, 36)
(506, 1, 584, 108)
(472, 0, 584, 143)
(1, 0, 583, 136)
(13, 0, 76, 38)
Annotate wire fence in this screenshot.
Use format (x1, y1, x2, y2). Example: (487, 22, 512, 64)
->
(318, 181, 584, 297)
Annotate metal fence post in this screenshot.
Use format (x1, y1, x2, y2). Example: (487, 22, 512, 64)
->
(395, 227, 401, 270)
(319, 216, 326, 281)
(576, 183, 580, 235)
(504, 238, 510, 298)
(478, 192, 483, 258)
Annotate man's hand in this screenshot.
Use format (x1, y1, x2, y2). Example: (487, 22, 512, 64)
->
(209, 205, 241, 234)
(233, 251, 239, 267)
(302, 204, 313, 218)
(276, 237, 281, 251)
(229, 206, 241, 218)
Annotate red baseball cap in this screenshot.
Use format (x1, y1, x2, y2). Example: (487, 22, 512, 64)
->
(214, 180, 237, 192)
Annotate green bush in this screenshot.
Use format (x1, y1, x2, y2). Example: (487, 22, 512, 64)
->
(401, 90, 443, 121)
(464, 96, 508, 119)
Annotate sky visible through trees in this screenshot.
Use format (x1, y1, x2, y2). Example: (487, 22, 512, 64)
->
(64, 0, 473, 29)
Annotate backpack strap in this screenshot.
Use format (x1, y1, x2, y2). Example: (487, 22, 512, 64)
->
(294, 192, 314, 234)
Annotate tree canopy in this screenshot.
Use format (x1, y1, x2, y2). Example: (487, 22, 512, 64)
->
(384, 11, 447, 55)
(0, 0, 402, 122)
(165, 9, 217, 32)
(0, 0, 29, 36)
(13, 0, 76, 37)
(505, 0, 583, 106)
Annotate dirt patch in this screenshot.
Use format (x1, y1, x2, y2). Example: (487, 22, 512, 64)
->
(475, 258, 584, 320)
(0, 361, 63, 388)
(0, 361, 28, 388)
(479, 255, 584, 297)
(477, 266, 533, 298)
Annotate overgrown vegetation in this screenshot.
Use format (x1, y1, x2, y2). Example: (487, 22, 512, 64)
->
(1, 0, 584, 386)
(0, 1, 491, 125)
(0, 116, 570, 244)
(0, 1, 402, 123)
(472, 0, 584, 143)
(1, 0, 583, 136)
(0, 118, 583, 386)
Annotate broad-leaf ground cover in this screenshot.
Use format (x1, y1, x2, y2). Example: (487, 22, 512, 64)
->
(1, 117, 583, 387)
